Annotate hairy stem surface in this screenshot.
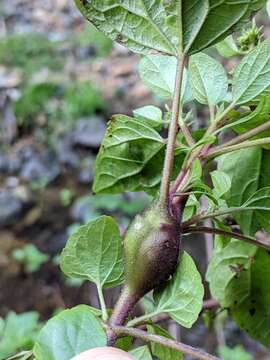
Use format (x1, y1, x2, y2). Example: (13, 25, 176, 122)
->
(160, 55, 186, 206)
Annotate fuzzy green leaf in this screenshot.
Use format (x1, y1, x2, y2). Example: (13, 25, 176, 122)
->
(129, 346, 152, 360)
(206, 241, 257, 307)
(60, 216, 124, 289)
(216, 36, 241, 58)
(233, 38, 270, 105)
(232, 249, 270, 348)
(93, 115, 165, 194)
(139, 55, 192, 102)
(218, 148, 270, 235)
(147, 325, 183, 360)
(33, 306, 107, 360)
(189, 53, 228, 106)
(211, 170, 231, 198)
(153, 252, 204, 328)
(133, 106, 163, 130)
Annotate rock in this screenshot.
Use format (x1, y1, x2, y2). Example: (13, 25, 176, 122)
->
(72, 117, 106, 148)
(78, 156, 95, 184)
(20, 148, 60, 184)
(0, 189, 23, 227)
(56, 135, 79, 169)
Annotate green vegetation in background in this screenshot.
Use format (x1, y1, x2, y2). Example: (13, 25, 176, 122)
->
(14, 81, 105, 129)
(0, 312, 40, 360)
(0, 33, 63, 76)
(12, 244, 49, 273)
(73, 23, 113, 57)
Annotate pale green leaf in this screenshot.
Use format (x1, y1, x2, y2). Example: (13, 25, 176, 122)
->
(133, 106, 163, 130)
(60, 216, 124, 288)
(33, 306, 107, 360)
(74, 0, 178, 56)
(233, 38, 270, 105)
(189, 53, 228, 106)
(129, 346, 152, 360)
(232, 249, 270, 348)
(218, 345, 252, 360)
(211, 170, 231, 198)
(153, 252, 204, 328)
(139, 55, 192, 102)
(218, 148, 270, 234)
(267, 0, 270, 17)
(206, 241, 257, 307)
(93, 115, 164, 194)
(216, 35, 241, 58)
(243, 187, 270, 232)
(147, 325, 183, 360)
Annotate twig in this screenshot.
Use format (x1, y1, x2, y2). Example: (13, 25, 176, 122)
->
(213, 120, 270, 149)
(204, 137, 270, 159)
(160, 55, 186, 206)
(107, 325, 221, 360)
(183, 226, 270, 251)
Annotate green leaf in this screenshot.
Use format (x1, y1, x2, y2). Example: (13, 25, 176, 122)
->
(267, 0, 270, 17)
(211, 170, 231, 198)
(147, 325, 183, 360)
(206, 241, 257, 307)
(217, 148, 270, 234)
(218, 345, 252, 360)
(186, 0, 266, 55)
(189, 53, 228, 106)
(153, 252, 204, 328)
(233, 38, 270, 105)
(74, 1, 265, 56)
(243, 187, 270, 232)
(33, 306, 107, 360)
(0, 312, 39, 360)
(60, 216, 124, 288)
(133, 106, 163, 130)
(93, 115, 165, 194)
(139, 55, 192, 102)
(93, 115, 184, 196)
(74, 0, 178, 56)
(232, 249, 270, 348)
(129, 346, 152, 360)
(215, 35, 241, 58)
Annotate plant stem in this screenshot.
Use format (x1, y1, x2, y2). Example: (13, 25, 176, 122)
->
(205, 137, 270, 159)
(214, 120, 270, 148)
(107, 285, 139, 346)
(127, 311, 160, 328)
(97, 284, 108, 322)
(205, 103, 235, 136)
(184, 226, 270, 251)
(183, 206, 270, 227)
(107, 325, 221, 360)
(160, 55, 186, 206)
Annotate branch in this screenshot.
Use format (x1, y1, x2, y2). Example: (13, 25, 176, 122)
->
(107, 325, 221, 360)
(183, 226, 270, 251)
(160, 55, 186, 205)
(204, 137, 270, 159)
(215, 120, 270, 148)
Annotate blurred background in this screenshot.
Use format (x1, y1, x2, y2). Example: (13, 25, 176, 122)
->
(0, 1, 270, 359)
